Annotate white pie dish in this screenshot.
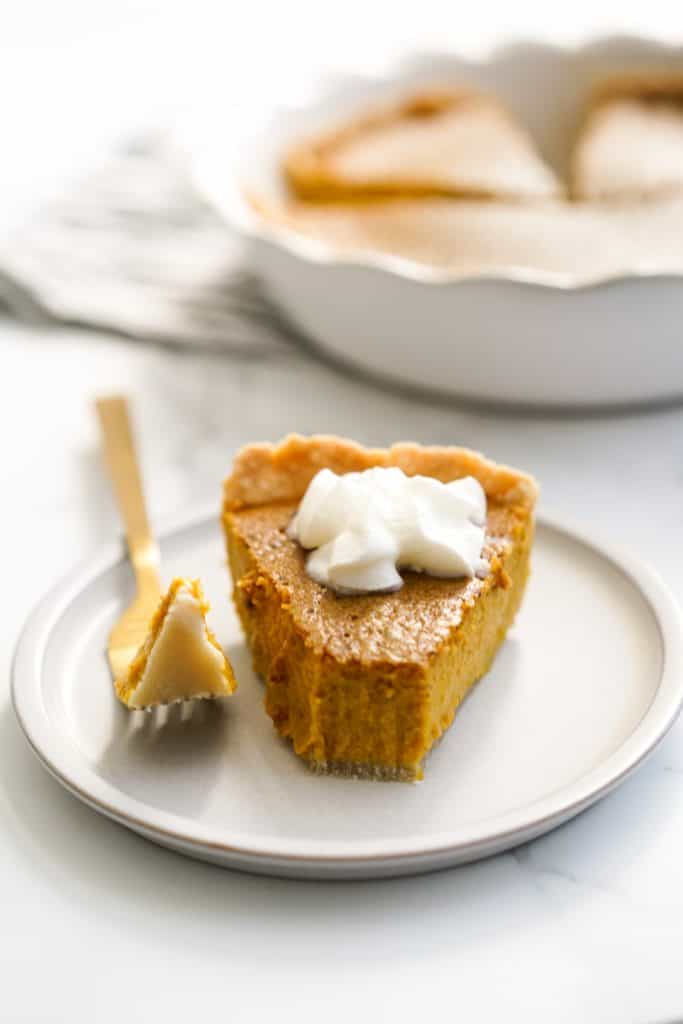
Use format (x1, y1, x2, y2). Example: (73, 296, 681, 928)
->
(190, 37, 683, 408)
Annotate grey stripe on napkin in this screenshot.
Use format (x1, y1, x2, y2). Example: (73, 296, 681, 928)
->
(0, 135, 293, 355)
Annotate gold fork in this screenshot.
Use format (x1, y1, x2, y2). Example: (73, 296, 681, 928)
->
(95, 396, 163, 683)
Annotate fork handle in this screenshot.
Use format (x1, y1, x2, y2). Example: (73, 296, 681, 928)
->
(95, 396, 161, 595)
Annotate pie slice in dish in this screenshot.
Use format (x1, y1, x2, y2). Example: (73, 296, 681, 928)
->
(255, 194, 637, 277)
(223, 435, 537, 780)
(572, 74, 683, 200)
(284, 89, 562, 202)
(115, 577, 237, 710)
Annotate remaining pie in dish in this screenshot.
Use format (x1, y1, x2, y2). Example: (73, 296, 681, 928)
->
(572, 74, 683, 200)
(223, 435, 537, 780)
(115, 577, 237, 710)
(284, 89, 562, 202)
(254, 194, 638, 276)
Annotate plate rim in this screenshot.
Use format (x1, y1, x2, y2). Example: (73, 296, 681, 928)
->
(11, 505, 683, 874)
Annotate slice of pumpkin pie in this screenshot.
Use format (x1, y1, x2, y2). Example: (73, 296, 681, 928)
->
(115, 577, 237, 710)
(284, 88, 562, 202)
(223, 435, 537, 780)
(572, 74, 683, 200)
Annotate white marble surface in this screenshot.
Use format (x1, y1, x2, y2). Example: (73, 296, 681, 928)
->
(4, 324, 683, 1024)
(3, 4, 683, 1023)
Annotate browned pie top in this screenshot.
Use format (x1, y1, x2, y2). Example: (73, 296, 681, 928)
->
(224, 436, 536, 667)
(228, 499, 521, 667)
(585, 73, 683, 112)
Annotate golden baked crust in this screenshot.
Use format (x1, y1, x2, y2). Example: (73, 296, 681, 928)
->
(583, 73, 683, 110)
(283, 88, 562, 202)
(572, 73, 683, 200)
(223, 435, 537, 781)
(223, 433, 538, 512)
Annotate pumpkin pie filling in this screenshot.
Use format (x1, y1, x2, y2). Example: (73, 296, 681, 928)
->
(223, 435, 537, 780)
(116, 577, 237, 710)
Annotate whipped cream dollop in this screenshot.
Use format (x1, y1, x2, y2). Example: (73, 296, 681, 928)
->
(287, 466, 488, 595)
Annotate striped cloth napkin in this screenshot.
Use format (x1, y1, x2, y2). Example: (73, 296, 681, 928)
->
(0, 134, 293, 355)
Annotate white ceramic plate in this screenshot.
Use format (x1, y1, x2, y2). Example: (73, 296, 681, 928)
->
(11, 507, 683, 879)
(189, 38, 683, 407)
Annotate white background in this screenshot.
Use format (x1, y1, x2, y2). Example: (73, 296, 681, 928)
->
(2, 4, 683, 1022)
